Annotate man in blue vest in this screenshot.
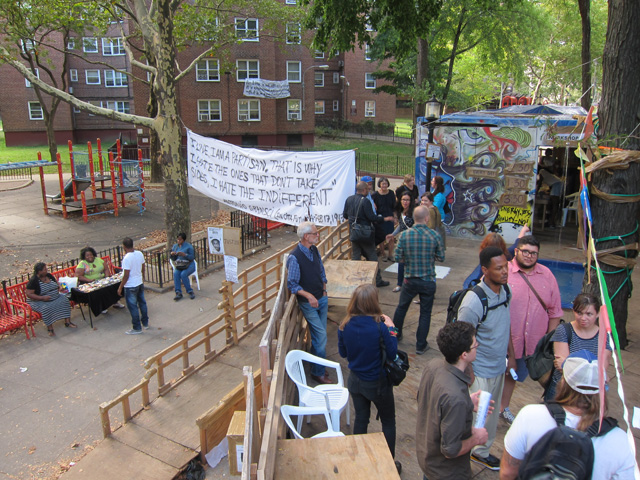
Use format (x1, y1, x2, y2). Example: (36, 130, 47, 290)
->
(286, 221, 332, 384)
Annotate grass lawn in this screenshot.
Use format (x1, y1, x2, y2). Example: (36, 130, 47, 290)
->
(314, 136, 414, 156)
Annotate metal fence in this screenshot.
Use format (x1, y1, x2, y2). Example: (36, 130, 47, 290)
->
(1, 218, 269, 290)
(0, 167, 33, 182)
(356, 152, 415, 177)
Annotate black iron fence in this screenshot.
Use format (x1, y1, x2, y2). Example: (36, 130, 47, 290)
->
(0, 167, 33, 181)
(356, 152, 415, 177)
(230, 211, 268, 253)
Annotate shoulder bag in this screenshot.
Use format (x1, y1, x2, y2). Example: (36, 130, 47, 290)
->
(377, 322, 409, 386)
(349, 197, 374, 242)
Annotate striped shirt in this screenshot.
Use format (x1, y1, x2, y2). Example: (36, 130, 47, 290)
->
(394, 224, 444, 281)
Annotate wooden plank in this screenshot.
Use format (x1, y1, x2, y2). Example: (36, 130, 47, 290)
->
(324, 259, 377, 305)
(110, 423, 197, 469)
(274, 433, 400, 479)
(61, 437, 178, 480)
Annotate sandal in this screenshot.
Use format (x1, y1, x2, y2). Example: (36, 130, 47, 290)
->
(47, 326, 55, 336)
(65, 321, 77, 328)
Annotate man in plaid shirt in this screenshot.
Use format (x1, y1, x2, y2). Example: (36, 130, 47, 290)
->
(392, 206, 444, 354)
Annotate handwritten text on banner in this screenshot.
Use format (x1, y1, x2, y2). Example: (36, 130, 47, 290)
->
(187, 130, 355, 226)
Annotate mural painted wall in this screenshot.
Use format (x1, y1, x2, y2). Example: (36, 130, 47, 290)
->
(416, 124, 540, 243)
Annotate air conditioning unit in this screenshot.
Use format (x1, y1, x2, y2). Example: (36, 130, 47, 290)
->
(199, 114, 210, 121)
(239, 114, 248, 121)
(338, 60, 344, 67)
(68, 87, 73, 94)
(290, 113, 300, 121)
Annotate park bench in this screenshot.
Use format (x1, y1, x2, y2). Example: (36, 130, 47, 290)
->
(2, 256, 115, 338)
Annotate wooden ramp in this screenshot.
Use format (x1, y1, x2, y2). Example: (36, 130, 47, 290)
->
(62, 335, 263, 480)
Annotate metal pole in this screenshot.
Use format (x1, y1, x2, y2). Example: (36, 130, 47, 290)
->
(426, 123, 435, 191)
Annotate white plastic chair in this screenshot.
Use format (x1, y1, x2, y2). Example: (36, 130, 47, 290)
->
(280, 405, 345, 439)
(284, 350, 350, 432)
(562, 192, 580, 227)
(169, 259, 201, 290)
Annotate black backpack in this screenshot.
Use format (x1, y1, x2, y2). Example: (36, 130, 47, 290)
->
(446, 284, 511, 326)
(525, 323, 572, 383)
(518, 402, 618, 480)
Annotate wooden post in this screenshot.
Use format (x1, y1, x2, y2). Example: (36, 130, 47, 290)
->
(218, 281, 238, 345)
(99, 403, 112, 438)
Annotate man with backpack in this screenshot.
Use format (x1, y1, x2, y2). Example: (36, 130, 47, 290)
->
(457, 246, 514, 471)
(500, 235, 563, 425)
(500, 350, 636, 479)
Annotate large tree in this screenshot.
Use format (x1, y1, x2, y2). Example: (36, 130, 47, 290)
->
(0, 0, 291, 243)
(584, 0, 640, 348)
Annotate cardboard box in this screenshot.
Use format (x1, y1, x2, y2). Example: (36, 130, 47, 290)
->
(227, 410, 246, 476)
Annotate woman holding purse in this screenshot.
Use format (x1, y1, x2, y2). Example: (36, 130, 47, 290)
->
(338, 284, 401, 474)
(171, 232, 196, 301)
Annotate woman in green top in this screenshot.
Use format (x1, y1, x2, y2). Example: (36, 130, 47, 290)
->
(75, 246, 125, 310)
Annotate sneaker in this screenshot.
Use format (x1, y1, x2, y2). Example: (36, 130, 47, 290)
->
(189, 292, 195, 300)
(416, 343, 430, 355)
(113, 302, 125, 309)
(173, 293, 183, 301)
(143, 325, 150, 330)
(501, 407, 515, 425)
(392, 286, 402, 293)
(125, 329, 142, 335)
(101, 309, 109, 314)
(471, 453, 500, 471)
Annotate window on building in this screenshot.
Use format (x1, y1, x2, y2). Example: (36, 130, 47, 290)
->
(25, 68, 39, 87)
(235, 18, 259, 41)
(70, 69, 78, 82)
(286, 23, 301, 44)
(104, 70, 128, 87)
(238, 99, 260, 121)
(236, 60, 259, 82)
(85, 69, 101, 85)
(102, 37, 125, 56)
(198, 100, 222, 121)
(333, 72, 339, 84)
(196, 59, 220, 81)
(82, 37, 98, 53)
(67, 38, 76, 50)
(333, 100, 339, 111)
(365, 73, 376, 89)
(102, 100, 130, 114)
(287, 99, 301, 120)
(365, 100, 376, 117)
(20, 39, 35, 54)
(314, 50, 324, 59)
(28, 101, 43, 120)
(286, 61, 301, 83)
(315, 100, 325, 114)
(365, 44, 372, 61)
(314, 72, 324, 87)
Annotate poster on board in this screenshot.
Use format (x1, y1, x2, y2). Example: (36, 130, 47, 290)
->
(187, 130, 355, 226)
(208, 227, 224, 255)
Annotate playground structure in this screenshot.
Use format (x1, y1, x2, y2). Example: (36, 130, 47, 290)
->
(46, 139, 147, 222)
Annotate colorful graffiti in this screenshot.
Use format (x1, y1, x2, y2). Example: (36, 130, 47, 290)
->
(416, 125, 537, 242)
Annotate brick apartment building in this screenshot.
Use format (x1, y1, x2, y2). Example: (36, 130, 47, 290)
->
(0, 4, 396, 149)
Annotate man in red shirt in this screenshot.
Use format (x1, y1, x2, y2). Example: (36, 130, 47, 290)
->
(500, 235, 563, 424)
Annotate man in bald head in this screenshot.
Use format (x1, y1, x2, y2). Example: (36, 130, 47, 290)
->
(392, 206, 444, 354)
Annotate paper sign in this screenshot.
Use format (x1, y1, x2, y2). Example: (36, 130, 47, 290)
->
(208, 227, 224, 255)
(427, 143, 441, 159)
(224, 255, 238, 283)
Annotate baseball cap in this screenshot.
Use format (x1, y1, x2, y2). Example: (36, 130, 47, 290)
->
(562, 350, 601, 394)
(361, 175, 373, 182)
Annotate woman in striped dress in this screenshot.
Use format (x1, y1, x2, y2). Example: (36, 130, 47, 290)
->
(544, 292, 612, 401)
(26, 262, 73, 336)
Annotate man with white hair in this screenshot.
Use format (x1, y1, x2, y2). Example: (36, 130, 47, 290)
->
(500, 350, 636, 479)
(286, 221, 331, 384)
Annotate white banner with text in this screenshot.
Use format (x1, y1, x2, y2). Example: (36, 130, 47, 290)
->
(187, 130, 355, 226)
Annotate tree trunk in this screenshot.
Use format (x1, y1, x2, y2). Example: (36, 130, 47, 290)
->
(151, 0, 191, 244)
(415, 36, 430, 122)
(585, 0, 640, 349)
(147, 90, 163, 183)
(441, 5, 467, 106)
(578, 0, 591, 110)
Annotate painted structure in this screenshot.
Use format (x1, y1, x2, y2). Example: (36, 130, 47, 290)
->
(415, 105, 588, 243)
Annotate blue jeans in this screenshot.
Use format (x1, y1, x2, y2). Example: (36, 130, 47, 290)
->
(396, 263, 405, 287)
(392, 278, 436, 351)
(173, 262, 195, 294)
(297, 295, 328, 377)
(124, 284, 149, 331)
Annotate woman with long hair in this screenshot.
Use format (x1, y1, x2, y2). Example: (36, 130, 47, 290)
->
(390, 192, 415, 292)
(338, 284, 401, 473)
(431, 176, 446, 218)
(372, 177, 396, 261)
(544, 292, 612, 401)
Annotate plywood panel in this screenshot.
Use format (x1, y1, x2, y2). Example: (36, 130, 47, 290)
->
(274, 433, 399, 479)
(324, 259, 377, 306)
